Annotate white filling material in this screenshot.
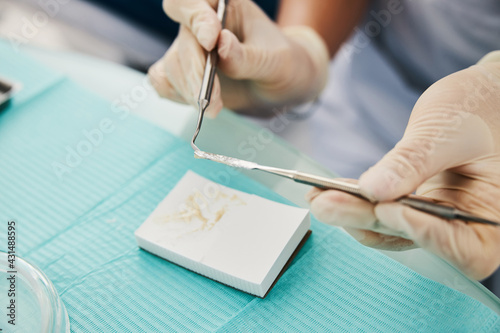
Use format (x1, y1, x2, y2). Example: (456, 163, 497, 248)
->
(135, 171, 310, 297)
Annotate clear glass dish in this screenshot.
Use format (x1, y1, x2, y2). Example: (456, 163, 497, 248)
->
(0, 251, 70, 332)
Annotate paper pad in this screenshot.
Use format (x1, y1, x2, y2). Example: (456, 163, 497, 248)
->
(135, 171, 310, 297)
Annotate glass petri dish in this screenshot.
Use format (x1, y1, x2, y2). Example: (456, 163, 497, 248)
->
(0, 251, 70, 332)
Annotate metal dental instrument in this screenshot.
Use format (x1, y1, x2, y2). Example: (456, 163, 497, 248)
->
(193, 151, 500, 227)
(191, 0, 229, 152)
(188, 0, 499, 227)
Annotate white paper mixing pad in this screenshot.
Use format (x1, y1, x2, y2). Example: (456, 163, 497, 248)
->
(135, 171, 310, 297)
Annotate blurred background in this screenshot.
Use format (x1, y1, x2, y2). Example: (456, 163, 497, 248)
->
(0, 0, 278, 72)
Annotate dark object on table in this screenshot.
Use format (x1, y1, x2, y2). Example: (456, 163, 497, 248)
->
(0, 77, 14, 111)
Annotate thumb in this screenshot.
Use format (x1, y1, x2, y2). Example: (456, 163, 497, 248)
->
(359, 107, 493, 202)
(359, 136, 444, 202)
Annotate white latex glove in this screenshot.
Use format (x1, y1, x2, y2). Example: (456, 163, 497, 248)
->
(148, 0, 329, 117)
(307, 51, 500, 280)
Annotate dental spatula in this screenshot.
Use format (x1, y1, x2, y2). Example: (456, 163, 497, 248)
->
(189, 0, 500, 228)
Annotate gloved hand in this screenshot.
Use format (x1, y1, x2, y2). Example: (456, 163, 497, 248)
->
(307, 51, 500, 280)
(148, 0, 329, 117)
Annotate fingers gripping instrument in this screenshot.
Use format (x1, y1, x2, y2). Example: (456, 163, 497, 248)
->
(193, 151, 500, 227)
(191, 0, 229, 152)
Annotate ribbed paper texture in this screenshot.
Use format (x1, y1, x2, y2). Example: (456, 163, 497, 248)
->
(0, 40, 498, 332)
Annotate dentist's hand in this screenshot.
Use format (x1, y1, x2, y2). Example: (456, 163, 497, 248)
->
(307, 52, 500, 280)
(148, 0, 329, 117)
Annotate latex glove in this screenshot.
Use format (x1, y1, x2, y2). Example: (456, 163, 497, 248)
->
(307, 51, 500, 280)
(148, 0, 329, 117)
